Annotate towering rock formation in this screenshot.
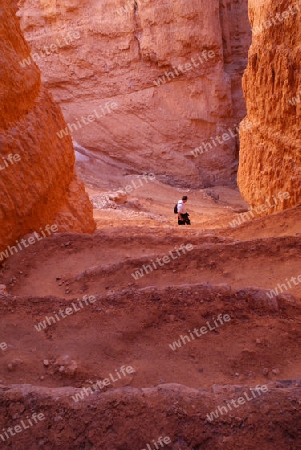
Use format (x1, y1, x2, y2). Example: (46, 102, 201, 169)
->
(238, 0, 301, 213)
(18, 0, 251, 188)
(0, 0, 95, 253)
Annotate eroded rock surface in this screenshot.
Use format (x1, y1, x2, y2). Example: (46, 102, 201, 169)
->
(1, 381, 301, 449)
(238, 0, 301, 213)
(18, 0, 251, 187)
(0, 0, 95, 253)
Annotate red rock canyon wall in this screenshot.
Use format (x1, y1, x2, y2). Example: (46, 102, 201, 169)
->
(238, 0, 301, 213)
(0, 0, 95, 253)
(18, 0, 251, 188)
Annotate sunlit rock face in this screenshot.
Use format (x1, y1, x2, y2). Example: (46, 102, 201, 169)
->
(18, 0, 251, 188)
(238, 0, 301, 214)
(0, 0, 95, 252)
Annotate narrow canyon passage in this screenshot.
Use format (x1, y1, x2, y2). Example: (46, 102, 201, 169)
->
(0, 0, 301, 449)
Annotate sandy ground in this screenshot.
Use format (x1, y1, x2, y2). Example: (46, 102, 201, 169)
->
(0, 148, 300, 400)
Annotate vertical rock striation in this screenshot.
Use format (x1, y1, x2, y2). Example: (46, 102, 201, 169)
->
(0, 0, 95, 253)
(18, 0, 251, 188)
(238, 0, 301, 213)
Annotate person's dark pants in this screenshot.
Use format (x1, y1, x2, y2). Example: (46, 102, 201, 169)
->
(178, 213, 191, 225)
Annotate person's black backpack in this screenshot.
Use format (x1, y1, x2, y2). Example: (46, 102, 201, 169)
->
(174, 203, 178, 214)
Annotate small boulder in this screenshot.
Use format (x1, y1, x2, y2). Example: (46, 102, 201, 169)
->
(108, 190, 127, 204)
(55, 355, 78, 376)
(65, 360, 78, 376)
(0, 285, 7, 295)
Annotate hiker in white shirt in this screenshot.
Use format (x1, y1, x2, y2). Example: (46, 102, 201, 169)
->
(177, 196, 190, 225)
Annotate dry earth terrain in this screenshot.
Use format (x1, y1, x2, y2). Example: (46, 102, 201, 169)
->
(1, 0, 301, 448)
(1, 157, 301, 448)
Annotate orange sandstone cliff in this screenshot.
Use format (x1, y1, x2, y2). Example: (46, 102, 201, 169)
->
(0, 0, 95, 252)
(238, 0, 301, 213)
